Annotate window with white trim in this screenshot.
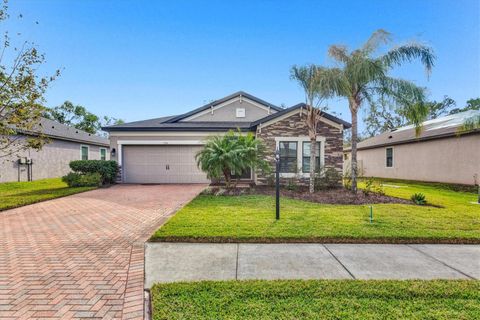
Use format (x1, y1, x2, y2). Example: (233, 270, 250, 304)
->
(81, 146, 89, 160)
(386, 147, 393, 167)
(302, 141, 321, 173)
(279, 141, 297, 173)
(100, 148, 107, 161)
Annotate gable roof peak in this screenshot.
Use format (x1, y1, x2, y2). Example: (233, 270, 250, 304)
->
(165, 91, 282, 123)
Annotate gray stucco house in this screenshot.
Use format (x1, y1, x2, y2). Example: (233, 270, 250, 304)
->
(1, 118, 110, 183)
(103, 91, 350, 184)
(344, 110, 480, 185)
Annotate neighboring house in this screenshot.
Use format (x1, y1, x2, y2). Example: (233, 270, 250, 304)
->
(344, 110, 480, 185)
(103, 91, 351, 184)
(0, 118, 110, 183)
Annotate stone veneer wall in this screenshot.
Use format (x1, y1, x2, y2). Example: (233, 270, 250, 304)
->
(255, 111, 344, 185)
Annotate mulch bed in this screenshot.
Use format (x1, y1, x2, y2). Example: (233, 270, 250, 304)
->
(203, 185, 412, 205)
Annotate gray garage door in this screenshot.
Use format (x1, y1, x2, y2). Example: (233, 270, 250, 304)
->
(122, 145, 209, 183)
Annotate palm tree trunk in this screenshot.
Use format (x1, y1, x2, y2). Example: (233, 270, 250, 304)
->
(309, 137, 316, 193)
(223, 168, 231, 189)
(350, 109, 358, 193)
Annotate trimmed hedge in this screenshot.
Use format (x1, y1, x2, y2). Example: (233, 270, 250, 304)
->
(62, 172, 102, 187)
(69, 160, 119, 185)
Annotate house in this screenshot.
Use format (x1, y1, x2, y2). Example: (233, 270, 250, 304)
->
(103, 91, 351, 184)
(344, 110, 480, 185)
(0, 118, 110, 183)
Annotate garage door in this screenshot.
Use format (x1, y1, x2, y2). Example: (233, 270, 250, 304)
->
(122, 145, 209, 183)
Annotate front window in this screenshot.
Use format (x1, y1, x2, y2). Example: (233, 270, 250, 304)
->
(386, 147, 393, 167)
(81, 146, 89, 160)
(302, 141, 321, 173)
(279, 141, 297, 173)
(100, 148, 106, 161)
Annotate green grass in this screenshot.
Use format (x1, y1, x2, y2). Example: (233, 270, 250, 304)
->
(151, 280, 480, 320)
(0, 178, 96, 211)
(151, 179, 480, 243)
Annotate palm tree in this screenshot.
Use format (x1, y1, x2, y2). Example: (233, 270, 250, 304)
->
(320, 29, 435, 192)
(290, 65, 333, 193)
(196, 130, 269, 188)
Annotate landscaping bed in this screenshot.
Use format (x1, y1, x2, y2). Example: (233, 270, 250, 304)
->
(204, 185, 411, 205)
(151, 280, 480, 320)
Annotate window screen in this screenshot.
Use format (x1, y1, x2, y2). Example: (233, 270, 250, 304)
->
(279, 141, 297, 173)
(386, 147, 393, 167)
(302, 141, 321, 173)
(81, 146, 89, 160)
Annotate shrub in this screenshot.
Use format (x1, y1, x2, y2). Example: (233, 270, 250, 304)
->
(285, 179, 298, 191)
(411, 193, 427, 205)
(362, 177, 385, 196)
(69, 160, 119, 185)
(315, 167, 343, 190)
(62, 172, 102, 187)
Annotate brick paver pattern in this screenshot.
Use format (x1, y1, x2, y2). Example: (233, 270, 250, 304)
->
(0, 184, 206, 320)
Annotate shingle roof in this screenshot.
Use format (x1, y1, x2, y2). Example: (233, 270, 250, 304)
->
(164, 91, 283, 123)
(250, 103, 352, 128)
(104, 121, 253, 132)
(347, 110, 480, 151)
(102, 92, 352, 132)
(103, 115, 177, 129)
(19, 118, 110, 146)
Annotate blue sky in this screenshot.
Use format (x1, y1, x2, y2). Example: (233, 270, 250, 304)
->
(6, 0, 480, 129)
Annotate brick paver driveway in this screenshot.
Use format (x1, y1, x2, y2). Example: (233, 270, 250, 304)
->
(0, 184, 206, 320)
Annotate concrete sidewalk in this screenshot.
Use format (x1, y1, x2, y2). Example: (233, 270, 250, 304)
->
(145, 243, 480, 287)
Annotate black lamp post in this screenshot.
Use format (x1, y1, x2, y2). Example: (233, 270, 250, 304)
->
(275, 148, 280, 220)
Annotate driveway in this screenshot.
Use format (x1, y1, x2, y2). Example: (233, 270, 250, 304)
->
(0, 184, 206, 320)
(145, 243, 480, 286)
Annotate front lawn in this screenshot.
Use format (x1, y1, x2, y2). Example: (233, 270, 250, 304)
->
(0, 178, 96, 211)
(151, 280, 480, 320)
(151, 179, 480, 243)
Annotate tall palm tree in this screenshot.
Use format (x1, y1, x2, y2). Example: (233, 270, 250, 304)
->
(290, 65, 333, 193)
(320, 29, 435, 192)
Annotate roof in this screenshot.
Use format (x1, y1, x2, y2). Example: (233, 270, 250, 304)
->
(346, 110, 480, 151)
(164, 91, 283, 123)
(18, 117, 110, 147)
(103, 93, 351, 133)
(104, 120, 253, 132)
(251, 103, 352, 129)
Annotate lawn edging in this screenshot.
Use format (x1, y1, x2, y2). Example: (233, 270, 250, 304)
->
(149, 236, 480, 245)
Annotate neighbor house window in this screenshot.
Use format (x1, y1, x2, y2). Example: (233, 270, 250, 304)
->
(81, 146, 89, 160)
(386, 147, 393, 167)
(100, 148, 107, 161)
(279, 141, 297, 173)
(302, 141, 321, 173)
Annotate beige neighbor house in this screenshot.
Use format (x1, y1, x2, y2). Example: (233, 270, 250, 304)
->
(0, 118, 110, 183)
(344, 110, 480, 186)
(103, 91, 351, 184)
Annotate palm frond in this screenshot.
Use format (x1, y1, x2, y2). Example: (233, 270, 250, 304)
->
(361, 29, 392, 54)
(328, 45, 350, 64)
(374, 77, 428, 136)
(381, 43, 436, 76)
(316, 67, 350, 98)
(346, 56, 386, 88)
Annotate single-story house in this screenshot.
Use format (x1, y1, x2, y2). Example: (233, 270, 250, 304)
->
(103, 91, 351, 184)
(344, 110, 480, 185)
(1, 118, 110, 183)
